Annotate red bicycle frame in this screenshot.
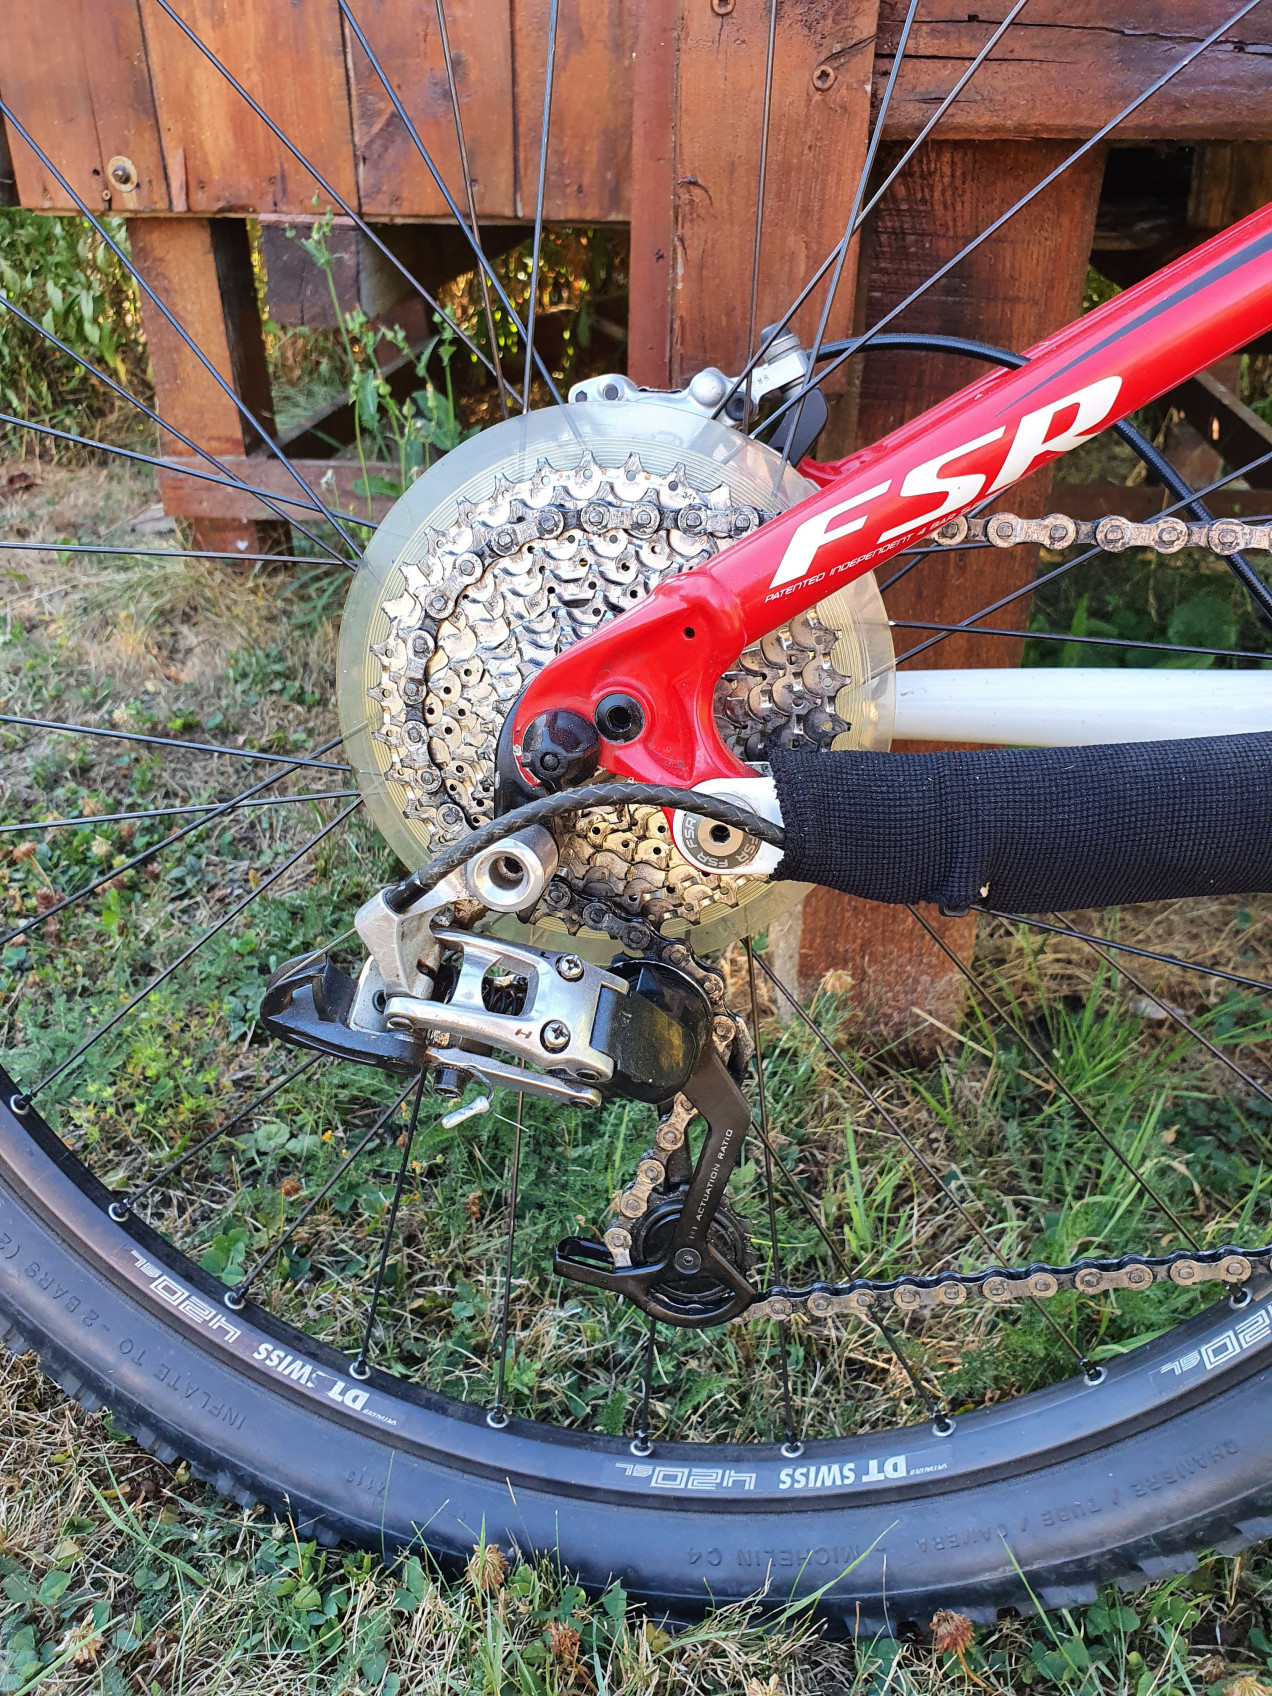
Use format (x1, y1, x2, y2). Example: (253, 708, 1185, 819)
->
(511, 202, 1272, 791)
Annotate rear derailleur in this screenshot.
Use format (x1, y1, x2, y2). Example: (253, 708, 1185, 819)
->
(258, 827, 758, 1327)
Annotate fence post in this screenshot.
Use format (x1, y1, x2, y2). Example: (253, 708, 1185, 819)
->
(128, 216, 287, 559)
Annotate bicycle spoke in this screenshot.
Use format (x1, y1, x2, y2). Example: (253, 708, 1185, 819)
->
(989, 911, 1272, 999)
(742, 0, 779, 436)
(906, 905, 1201, 1253)
(629, 1313, 657, 1455)
(351, 1072, 428, 1380)
(224, 1074, 419, 1312)
(2, 791, 358, 835)
(0, 294, 351, 566)
(0, 540, 347, 567)
(435, 0, 510, 419)
(760, 0, 1266, 439)
(147, 0, 503, 394)
(717, 0, 1029, 423)
(0, 713, 348, 773)
(110, 1053, 326, 1219)
(752, 947, 1091, 1372)
(743, 952, 956, 1424)
(487, 1092, 524, 1429)
(0, 99, 364, 560)
(744, 938, 798, 1453)
(0, 411, 369, 532)
(1048, 912, 1272, 1117)
(3, 733, 349, 948)
(779, 0, 922, 473)
(879, 540, 992, 594)
(338, 0, 555, 408)
(9, 799, 360, 1103)
(522, 0, 562, 413)
(890, 619, 1272, 665)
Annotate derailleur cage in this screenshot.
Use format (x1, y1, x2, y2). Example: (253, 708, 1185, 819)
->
(259, 832, 760, 1327)
(553, 1043, 758, 1327)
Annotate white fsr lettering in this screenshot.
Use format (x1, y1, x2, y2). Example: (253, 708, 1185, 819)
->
(878, 427, 1006, 544)
(769, 479, 890, 588)
(988, 375, 1123, 493)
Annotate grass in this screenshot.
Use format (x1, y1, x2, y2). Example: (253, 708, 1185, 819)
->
(3, 463, 1272, 1696)
(9, 1343, 1272, 1694)
(3, 262, 1272, 1678)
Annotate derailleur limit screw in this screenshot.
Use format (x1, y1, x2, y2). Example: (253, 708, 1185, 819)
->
(541, 1019, 571, 1052)
(556, 954, 585, 982)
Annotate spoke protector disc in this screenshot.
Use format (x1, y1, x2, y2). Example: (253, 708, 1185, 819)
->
(338, 401, 895, 950)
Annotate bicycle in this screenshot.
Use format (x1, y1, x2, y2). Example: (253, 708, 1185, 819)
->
(4, 0, 1272, 1636)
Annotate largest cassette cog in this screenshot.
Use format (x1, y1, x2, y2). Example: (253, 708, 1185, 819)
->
(337, 400, 895, 947)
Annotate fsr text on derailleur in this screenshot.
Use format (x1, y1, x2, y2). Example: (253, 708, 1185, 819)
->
(259, 826, 758, 1326)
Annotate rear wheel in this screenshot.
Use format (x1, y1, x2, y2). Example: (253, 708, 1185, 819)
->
(3, 0, 1272, 1631)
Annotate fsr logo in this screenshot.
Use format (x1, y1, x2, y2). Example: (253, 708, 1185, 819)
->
(769, 374, 1123, 590)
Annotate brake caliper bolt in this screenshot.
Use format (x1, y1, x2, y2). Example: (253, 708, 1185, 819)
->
(540, 1019, 571, 1052)
(556, 954, 585, 982)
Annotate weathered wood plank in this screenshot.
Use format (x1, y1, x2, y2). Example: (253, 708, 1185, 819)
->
(0, 0, 169, 212)
(157, 456, 399, 524)
(131, 217, 285, 554)
(511, 0, 636, 224)
(346, 0, 516, 220)
(860, 139, 1106, 671)
(874, 1, 1272, 141)
(140, 0, 356, 215)
(629, 0, 878, 456)
(626, 0, 677, 386)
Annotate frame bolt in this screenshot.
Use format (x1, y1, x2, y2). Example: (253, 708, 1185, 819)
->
(556, 954, 585, 981)
(541, 1019, 571, 1052)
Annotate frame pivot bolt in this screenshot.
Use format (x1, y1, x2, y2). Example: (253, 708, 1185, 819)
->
(556, 954, 585, 981)
(541, 1020, 571, 1053)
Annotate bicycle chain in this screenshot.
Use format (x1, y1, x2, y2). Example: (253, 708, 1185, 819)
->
(933, 509, 1272, 555)
(530, 884, 1269, 1320)
(466, 494, 1272, 1315)
(745, 1247, 1266, 1324)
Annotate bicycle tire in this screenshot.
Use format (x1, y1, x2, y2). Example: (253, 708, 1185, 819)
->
(5, 1072, 1272, 1632)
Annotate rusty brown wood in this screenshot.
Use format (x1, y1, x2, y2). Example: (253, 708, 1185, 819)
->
(345, 0, 516, 219)
(873, 1, 1272, 141)
(511, 0, 635, 224)
(140, 0, 357, 215)
(157, 455, 398, 524)
(628, 0, 879, 455)
(129, 216, 290, 555)
(0, 0, 169, 212)
(771, 139, 1106, 1048)
(627, 0, 677, 388)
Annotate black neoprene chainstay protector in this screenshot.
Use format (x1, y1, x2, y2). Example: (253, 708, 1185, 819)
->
(771, 732, 1272, 915)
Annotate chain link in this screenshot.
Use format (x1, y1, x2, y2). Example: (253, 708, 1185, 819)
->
(746, 1246, 1265, 1324)
(933, 509, 1272, 556)
(536, 884, 1266, 1325)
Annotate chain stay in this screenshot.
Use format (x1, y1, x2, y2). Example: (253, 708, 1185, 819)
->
(934, 510, 1272, 556)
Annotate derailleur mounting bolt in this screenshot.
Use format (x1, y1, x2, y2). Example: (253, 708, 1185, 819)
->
(541, 1019, 571, 1052)
(556, 954, 585, 982)
(674, 1247, 702, 1274)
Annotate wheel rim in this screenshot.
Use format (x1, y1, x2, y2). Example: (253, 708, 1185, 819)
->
(1, 0, 1272, 1613)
